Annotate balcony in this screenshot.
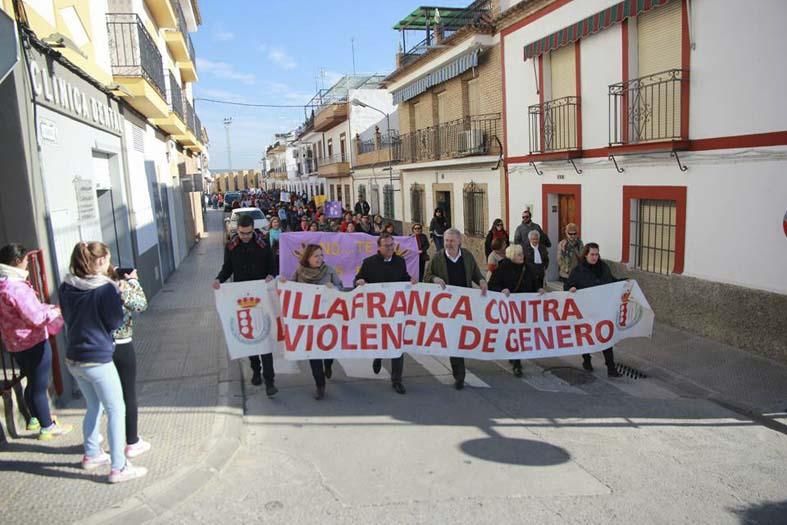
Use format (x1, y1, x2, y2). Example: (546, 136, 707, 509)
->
(317, 154, 351, 178)
(144, 0, 177, 29)
(355, 132, 401, 167)
(609, 69, 688, 152)
(164, 0, 198, 81)
(150, 71, 188, 136)
(395, 113, 501, 164)
(313, 102, 348, 132)
(528, 96, 581, 158)
(107, 14, 169, 118)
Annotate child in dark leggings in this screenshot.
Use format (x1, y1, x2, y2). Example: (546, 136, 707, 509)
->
(111, 268, 150, 457)
(0, 243, 72, 440)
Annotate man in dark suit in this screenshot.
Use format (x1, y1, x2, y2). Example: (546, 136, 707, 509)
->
(523, 229, 549, 288)
(354, 233, 417, 394)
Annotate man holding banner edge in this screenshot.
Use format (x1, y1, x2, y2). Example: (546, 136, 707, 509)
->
(354, 232, 418, 395)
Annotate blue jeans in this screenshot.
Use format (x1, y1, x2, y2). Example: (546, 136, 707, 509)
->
(68, 361, 126, 470)
(12, 340, 53, 427)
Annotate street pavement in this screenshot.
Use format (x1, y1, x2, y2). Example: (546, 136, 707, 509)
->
(1, 209, 786, 524)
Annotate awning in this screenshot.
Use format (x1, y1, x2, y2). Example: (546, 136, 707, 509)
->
(523, 0, 673, 60)
(394, 6, 480, 31)
(392, 48, 480, 105)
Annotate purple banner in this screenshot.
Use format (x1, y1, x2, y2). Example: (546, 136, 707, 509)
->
(279, 232, 420, 289)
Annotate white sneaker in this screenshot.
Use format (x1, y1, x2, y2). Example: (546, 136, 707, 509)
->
(82, 452, 111, 471)
(108, 461, 148, 484)
(125, 437, 152, 458)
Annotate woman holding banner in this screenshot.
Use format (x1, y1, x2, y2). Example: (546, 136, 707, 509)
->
(488, 244, 544, 377)
(291, 245, 343, 400)
(565, 243, 623, 377)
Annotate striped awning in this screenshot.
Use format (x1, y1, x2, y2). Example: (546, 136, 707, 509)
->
(392, 49, 480, 105)
(523, 0, 673, 60)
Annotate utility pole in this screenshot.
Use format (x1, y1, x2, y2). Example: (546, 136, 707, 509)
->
(223, 117, 233, 170)
(351, 37, 356, 75)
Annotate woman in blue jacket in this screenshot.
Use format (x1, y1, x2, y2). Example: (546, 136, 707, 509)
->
(59, 242, 147, 484)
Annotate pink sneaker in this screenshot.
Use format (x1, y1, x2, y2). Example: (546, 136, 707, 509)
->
(82, 452, 111, 471)
(125, 437, 151, 458)
(108, 461, 148, 484)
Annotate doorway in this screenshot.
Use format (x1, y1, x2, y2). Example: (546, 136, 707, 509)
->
(434, 188, 452, 227)
(542, 184, 582, 282)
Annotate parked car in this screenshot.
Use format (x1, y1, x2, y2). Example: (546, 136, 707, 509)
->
(225, 207, 269, 241)
(223, 191, 241, 212)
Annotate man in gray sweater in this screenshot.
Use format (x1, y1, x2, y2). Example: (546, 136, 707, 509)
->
(513, 208, 551, 249)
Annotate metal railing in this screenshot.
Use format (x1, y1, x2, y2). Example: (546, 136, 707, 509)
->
(401, 0, 493, 62)
(184, 99, 195, 133)
(107, 13, 166, 98)
(194, 113, 202, 141)
(609, 69, 687, 146)
(395, 113, 500, 163)
(319, 153, 350, 166)
(167, 71, 184, 122)
(528, 96, 580, 154)
(357, 131, 400, 154)
(172, 0, 196, 65)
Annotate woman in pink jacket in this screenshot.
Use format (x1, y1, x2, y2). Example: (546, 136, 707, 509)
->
(0, 244, 72, 440)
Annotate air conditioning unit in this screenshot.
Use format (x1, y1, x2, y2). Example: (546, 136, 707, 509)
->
(458, 129, 486, 155)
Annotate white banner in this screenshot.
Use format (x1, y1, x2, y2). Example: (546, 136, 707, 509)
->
(215, 279, 654, 361)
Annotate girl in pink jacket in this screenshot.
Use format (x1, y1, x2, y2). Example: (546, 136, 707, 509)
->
(0, 244, 72, 440)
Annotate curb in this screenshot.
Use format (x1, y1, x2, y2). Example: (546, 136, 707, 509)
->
(77, 362, 245, 524)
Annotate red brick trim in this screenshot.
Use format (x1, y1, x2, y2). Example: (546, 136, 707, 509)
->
(621, 185, 686, 274)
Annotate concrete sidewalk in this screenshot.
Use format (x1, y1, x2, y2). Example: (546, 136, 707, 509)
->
(0, 210, 243, 524)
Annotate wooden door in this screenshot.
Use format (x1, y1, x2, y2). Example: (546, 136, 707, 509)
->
(558, 193, 576, 241)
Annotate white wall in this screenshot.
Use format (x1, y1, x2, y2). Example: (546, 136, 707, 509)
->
(690, 0, 787, 138)
(580, 25, 622, 150)
(509, 151, 787, 294)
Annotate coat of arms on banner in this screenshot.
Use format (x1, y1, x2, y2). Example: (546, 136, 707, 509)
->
(230, 294, 272, 344)
(616, 283, 644, 331)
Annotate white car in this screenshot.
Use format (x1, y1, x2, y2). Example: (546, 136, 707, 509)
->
(225, 207, 269, 240)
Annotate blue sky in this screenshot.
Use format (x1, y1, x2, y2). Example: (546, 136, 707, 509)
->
(192, 0, 470, 170)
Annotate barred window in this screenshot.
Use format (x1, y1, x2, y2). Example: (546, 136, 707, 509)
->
(410, 184, 425, 225)
(370, 185, 380, 215)
(629, 199, 676, 274)
(358, 184, 366, 202)
(383, 184, 395, 219)
(337, 184, 343, 202)
(344, 184, 351, 204)
(463, 182, 486, 236)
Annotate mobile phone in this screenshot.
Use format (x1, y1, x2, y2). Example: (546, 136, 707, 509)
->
(116, 267, 135, 277)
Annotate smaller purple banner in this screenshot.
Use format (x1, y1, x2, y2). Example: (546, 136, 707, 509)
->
(324, 200, 343, 218)
(279, 232, 420, 289)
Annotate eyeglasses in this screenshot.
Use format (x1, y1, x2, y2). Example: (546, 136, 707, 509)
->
(567, 232, 577, 235)
(413, 227, 422, 231)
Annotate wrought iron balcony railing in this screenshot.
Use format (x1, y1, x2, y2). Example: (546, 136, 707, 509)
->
(167, 71, 184, 122)
(528, 96, 580, 154)
(395, 113, 500, 164)
(194, 113, 202, 141)
(609, 69, 687, 146)
(319, 153, 350, 166)
(183, 99, 195, 133)
(107, 13, 166, 97)
(172, 0, 196, 64)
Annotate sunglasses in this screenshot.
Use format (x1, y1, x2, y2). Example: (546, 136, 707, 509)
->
(567, 232, 577, 235)
(413, 227, 422, 230)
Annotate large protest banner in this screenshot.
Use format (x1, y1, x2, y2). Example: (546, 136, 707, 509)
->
(214, 280, 654, 362)
(278, 232, 420, 288)
(214, 280, 283, 360)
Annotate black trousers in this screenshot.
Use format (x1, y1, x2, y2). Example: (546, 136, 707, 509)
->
(373, 356, 404, 383)
(509, 359, 522, 369)
(450, 357, 465, 383)
(249, 354, 275, 385)
(309, 359, 334, 387)
(582, 348, 615, 368)
(113, 341, 139, 445)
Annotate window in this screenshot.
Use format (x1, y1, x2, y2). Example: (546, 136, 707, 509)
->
(358, 184, 366, 202)
(383, 184, 395, 219)
(340, 133, 346, 162)
(337, 184, 343, 202)
(436, 91, 448, 125)
(330, 184, 335, 201)
(327, 139, 333, 159)
(629, 199, 676, 275)
(410, 184, 425, 225)
(463, 182, 486, 237)
(622, 186, 686, 275)
(467, 78, 480, 116)
(344, 184, 351, 204)
(320, 183, 325, 196)
(370, 185, 380, 215)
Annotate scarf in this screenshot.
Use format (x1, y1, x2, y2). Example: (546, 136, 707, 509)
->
(63, 273, 119, 291)
(294, 263, 329, 284)
(0, 263, 29, 282)
(492, 228, 508, 241)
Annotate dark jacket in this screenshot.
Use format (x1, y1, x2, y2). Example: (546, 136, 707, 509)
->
(59, 280, 124, 364)
(354, 200, 370, 216)
(523, 243, 549, 270)
(216, 232, 276, 283)
(429, 215, 448, 239)
(424, 248, 485, 288)
(564, 259, 621, 291)
(414, 233, 430, 263)
(513, 221, 551, 248)
(488, 259, 540, 294)
(354, 253, 411, 284)
(484, 228, 511, 258)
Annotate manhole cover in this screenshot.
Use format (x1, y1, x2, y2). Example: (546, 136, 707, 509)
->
(545, 366, 596, 385)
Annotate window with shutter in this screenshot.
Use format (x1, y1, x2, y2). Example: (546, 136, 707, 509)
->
(545, 44, 578, 151)
(467, 78, 480, 116)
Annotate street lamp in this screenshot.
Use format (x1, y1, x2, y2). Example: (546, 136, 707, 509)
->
(350, 98, 397, 220)
(223, 117, 233, 170)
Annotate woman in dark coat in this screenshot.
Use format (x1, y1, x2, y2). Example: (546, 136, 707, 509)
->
(428, 208, 448, 251)
(411, 223, 430, 281)
(484, 218, 510, 258)
(488, 244, 543, 377)
(565, 242, 623, 377)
